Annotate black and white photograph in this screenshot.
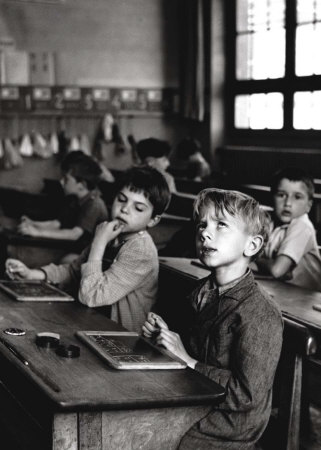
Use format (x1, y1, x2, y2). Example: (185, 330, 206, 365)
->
(0, 0, 321, 449)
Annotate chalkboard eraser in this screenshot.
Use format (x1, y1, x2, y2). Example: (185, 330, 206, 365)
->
(313, 304, 321, 312)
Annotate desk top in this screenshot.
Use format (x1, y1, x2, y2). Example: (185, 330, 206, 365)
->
(0, 289, 225, 412)
(159, 257, 321, 333)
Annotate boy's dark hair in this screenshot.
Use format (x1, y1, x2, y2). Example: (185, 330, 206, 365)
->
(136, 138, 171, 161)
(176, 137, 201, 159)
(116, 165, 171, 216)
(271, 167, 315, 199)
(194, 188, 271, 259)
(61, 150, 102, 191)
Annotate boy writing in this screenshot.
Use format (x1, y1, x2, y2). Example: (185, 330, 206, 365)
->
(6, 166, 171, 333)
(253, 167, 321, 291)
(143, 188, 283, 449)
(17, 151, 108, 259)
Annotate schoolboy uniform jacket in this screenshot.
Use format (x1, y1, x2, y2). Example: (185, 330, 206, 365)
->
(180, 270, 283, 449)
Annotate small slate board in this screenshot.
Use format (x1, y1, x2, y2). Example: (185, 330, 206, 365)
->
(0, 280, 74, 302)
(76, 331, 187, 370)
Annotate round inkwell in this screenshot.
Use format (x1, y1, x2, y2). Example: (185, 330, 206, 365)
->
(4, 328, 26, 336)
(56, 344, 80, 358)
(36, 332, 60, 349)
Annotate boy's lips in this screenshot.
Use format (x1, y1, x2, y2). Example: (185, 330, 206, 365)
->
(116, 217, 128, 225)
(200, 247, 217, 255)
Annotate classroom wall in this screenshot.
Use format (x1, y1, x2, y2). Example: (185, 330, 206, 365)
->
(0, 0, 179, 87)
(0, 0, 196, 164)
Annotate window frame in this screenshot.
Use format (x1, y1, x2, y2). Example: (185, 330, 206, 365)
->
(225, 0, 321, 147)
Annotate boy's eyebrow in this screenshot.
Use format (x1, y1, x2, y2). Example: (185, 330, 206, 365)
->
(119, 190, 149, 208)
(276, 189, 305, 195)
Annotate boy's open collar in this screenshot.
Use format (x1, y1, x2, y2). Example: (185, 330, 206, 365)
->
(205, 269, 253, 299)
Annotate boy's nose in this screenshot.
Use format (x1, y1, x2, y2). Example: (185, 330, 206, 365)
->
(200, 229, 211, 241)
(284, 196, 292, 206)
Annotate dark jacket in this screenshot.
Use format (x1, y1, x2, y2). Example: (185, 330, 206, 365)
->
(179, 271, 283, 450)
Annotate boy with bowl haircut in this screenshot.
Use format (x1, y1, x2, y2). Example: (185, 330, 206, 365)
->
(143, 188, 283, 449)
(6, 166, 171, 333)
(253, 167, 321, 291)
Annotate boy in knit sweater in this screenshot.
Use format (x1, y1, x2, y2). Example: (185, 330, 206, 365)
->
(6, 166, 171, 332)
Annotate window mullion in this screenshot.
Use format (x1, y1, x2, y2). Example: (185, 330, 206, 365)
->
(283, 0, 296, 130)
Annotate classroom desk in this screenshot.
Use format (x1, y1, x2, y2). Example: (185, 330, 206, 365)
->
(159, 257, 321, 348)
(0, 289, 225, 450)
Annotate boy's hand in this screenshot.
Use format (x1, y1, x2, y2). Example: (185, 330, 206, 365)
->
(142, 312, 197, 369)
(88, 220, 124, 261)
(5, 258, 33, 280)
(17, 222, 37, 236)
(142, 312, 169, 338)
(20, 215, 32, 224)
(93, 220, 124, 245)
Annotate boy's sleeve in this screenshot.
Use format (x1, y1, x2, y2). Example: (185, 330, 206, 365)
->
(41, 247, 89, 289)
(79, 238, 155, 307)
(194, 308, 283, 412)
(277, 219, 313, 264)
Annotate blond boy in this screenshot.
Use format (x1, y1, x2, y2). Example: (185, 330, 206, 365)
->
(143, 189, 283, 449)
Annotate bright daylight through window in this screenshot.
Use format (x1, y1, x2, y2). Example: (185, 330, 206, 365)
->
(233, 0, 321, 131)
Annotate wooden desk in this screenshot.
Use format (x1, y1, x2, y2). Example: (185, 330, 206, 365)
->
(0, 290, 225, 450)
(158, 257, 321, 407)
(159, 257, 321, 345)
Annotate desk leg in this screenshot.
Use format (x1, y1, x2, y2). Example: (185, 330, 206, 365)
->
(53, 413, 78, 450)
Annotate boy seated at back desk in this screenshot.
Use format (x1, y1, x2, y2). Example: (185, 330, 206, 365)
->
(6, 166, 171, 333)
(252, 167, 321, 292)
(15, 150, 108, 263)
(143, 188, 283, 449)
(136, 137, 177, 193)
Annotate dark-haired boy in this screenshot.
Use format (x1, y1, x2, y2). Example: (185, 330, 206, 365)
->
(136, 137, 177, 193)
(6, 166, 171, 332)
(253, 167, 321, 291)
(143, 188, 283, 449)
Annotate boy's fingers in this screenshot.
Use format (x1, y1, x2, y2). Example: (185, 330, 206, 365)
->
(142, 322, 155, 334)
(112, 220, 124, 231)
(152, 315, 168, 330)
(142, 325, 153, 337)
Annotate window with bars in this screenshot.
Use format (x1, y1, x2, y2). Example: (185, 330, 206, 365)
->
(226, 0, 321, 139)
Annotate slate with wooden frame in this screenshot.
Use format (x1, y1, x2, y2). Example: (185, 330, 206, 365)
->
(76, 331, 187, 370)
(0, 280, 74, 302)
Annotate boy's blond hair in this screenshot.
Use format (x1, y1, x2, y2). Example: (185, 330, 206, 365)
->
(193, 188, 271, 258)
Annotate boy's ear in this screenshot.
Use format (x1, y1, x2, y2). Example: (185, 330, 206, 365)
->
(244, 235, 264, 258)
(306, 198, 313, 213)
(147, 215, 161, 229)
